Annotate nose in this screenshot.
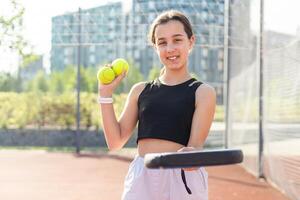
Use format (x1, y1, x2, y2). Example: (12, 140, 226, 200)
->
(166, 43, 176, 53)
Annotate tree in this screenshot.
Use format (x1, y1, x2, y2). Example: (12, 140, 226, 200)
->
(36, 71, 48, 92)
(26, 70, 48, 92)
(21, 54, 40, 68)
(49, 72, 65, 94)
(79, 66, 91, 92)
(0, 0, 31, 92)
(0, 73, 17, 91)
(85, 66, 98, 93)
(60, 65, 76, 92)
(0, 0, 25, 50)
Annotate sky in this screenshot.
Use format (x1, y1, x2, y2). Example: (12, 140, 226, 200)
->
(0, 0, 128, 73)
(21, 0, 131, 54)
(0, 0, 299, 74)
(22, 0, 118, 72)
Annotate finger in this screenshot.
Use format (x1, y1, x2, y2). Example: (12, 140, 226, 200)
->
(116, 73, 125, 82)
(183, 167, 198, 171)
(104, 64, 112, 67)
(110, 73, 125, 87)
(177, 147, 195, 152)
(120, 70, 127, 77)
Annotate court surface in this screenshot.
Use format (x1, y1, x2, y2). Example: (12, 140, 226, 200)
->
(0, 149, 290, 200)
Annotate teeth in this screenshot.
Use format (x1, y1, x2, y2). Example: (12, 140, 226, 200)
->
(168, 56, 177, 60)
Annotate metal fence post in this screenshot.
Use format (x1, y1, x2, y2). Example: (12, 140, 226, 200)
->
(258, 0, 265, 179)
(223, 0, 230, 149)
(75, 7, 82, 154)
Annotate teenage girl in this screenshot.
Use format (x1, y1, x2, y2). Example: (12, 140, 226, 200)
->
(98, 10, 216, 200)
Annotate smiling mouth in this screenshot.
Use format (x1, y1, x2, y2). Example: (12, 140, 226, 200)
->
(167, 56, 179, 60)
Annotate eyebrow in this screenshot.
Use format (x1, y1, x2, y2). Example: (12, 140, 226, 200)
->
(157, 34, 185, 41)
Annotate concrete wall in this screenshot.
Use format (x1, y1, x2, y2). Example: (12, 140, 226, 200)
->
(0, 129, 223, 148)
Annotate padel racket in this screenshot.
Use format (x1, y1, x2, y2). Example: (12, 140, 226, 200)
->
(144, 149, 243, 169)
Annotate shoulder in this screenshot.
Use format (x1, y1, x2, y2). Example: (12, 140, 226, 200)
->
(131, 81, 147, 93)
(195, 83, 216, 104)
(128, 81, 147, 100)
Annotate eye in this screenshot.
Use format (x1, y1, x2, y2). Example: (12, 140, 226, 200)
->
(158, 41, 167, 46)
(174, 38, 182, 43)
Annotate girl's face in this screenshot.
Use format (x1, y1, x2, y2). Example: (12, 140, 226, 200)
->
(154, 20, 195, 71)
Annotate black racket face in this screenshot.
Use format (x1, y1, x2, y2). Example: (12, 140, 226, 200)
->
(144, 149, 244, 169)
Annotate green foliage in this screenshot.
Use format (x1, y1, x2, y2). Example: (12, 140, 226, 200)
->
(0, 92, 31, 129)
(124, 62, 144, 90)
(10, 65, 98, 94)
(26, 70, 49, 92)
(214, 105, 224, 122)
(48, 71, 65, 93)
(84, 67, 98, 93)
(21, 54, 40, 68)
(0, 73, 18, 92)
(115, 62, 144, 94)
(35, 93, 76, 128)
(8, 91, 299, 129)
(1, 59, 146, 94)
(0, 0, 26, 53)
(147, 66, 160, 81)
(0, 92, 129, 130)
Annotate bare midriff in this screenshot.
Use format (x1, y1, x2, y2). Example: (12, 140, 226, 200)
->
(137, 138, 184, 157)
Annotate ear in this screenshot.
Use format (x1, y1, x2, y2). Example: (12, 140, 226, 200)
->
(189, 35, 196, 53)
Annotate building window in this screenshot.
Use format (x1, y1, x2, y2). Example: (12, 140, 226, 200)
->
(202, 48, 208, 57)
(219, 4, 224, 12)
(90, 45, 95, 53)
(64, 48, 72, 56)
(202, 12, 208, 20)
(134, 50, 140, 59)
(109, 21, 115, 29)
(89, 55, 95, 63)
(201, 60, 207, 69)
(216, 87, 222, 96)
(110, 8, 115, 16)
(218, 16, 224, 24)
(149, 1, 155, 9)
(64, 57, 70, 65)
(201, 35, 207, 45)
(135, 16, 141, 24)
(149, 13, 155, 22)
(218, 50, 224, 59)
(135, 4, 140, 12)
(218, 60, 223, 71)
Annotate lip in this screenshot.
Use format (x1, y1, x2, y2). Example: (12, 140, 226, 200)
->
(167, 55, 180, 60)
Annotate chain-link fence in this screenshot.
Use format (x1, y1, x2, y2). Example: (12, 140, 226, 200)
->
(227, 0, 300, 199)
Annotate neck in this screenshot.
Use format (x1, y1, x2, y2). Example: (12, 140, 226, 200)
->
(159, 67, 192, 85)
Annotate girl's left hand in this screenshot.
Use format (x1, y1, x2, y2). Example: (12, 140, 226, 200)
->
(177, 147, 199, 171)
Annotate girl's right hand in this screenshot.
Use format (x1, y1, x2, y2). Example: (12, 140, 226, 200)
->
(98, 66, 126, 97)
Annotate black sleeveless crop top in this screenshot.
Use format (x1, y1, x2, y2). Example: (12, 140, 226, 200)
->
(137, 77, 203, 146)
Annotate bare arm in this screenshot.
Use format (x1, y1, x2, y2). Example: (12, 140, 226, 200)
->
(187, 84, 216, 148)
(99, 76, 145, 150)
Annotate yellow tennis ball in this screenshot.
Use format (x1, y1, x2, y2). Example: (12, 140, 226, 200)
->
(111, 58, 129, 76)
(97, 67, 115, 84)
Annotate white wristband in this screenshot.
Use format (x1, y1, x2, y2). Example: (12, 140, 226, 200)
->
(97, 96, 113, 104)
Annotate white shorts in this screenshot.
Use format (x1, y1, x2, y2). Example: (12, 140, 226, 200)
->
(122, 156, 208, 200)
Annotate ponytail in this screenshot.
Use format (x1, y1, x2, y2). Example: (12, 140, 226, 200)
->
(160, 67, 165, 76)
